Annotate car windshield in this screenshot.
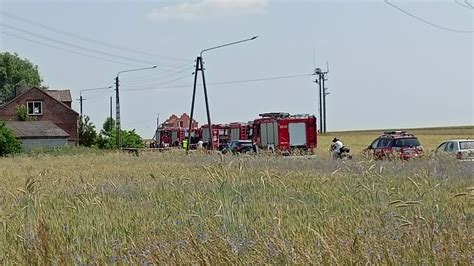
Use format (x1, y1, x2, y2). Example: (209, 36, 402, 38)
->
(459, 141, 474, 150)
(392, 138, 420, 147)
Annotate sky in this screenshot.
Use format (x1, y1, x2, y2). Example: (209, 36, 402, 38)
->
(0, 0, 473, 138)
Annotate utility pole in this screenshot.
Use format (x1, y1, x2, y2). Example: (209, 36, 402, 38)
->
(77, 85, 111, 118)
(79, 95, 83, 117)
(314, 68, 323, 133)
(186, 36, 258, 154)
(314, 65, 329, 133)
(109, 96, 112, 121)
(156, 113, 160, 128)
(187, 56, 212, 149)
(322, 76, 327, 133)
(115, 76, 121, 149)
(115, 66, 157, 149)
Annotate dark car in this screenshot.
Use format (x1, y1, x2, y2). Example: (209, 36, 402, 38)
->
(223, 140, 254, 154)
(365, 131, 423, 160)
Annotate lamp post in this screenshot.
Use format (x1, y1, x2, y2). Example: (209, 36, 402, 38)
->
(186, 36, 259, 153)
(115, 65, 157, 148)
(78, 86, 112, 117)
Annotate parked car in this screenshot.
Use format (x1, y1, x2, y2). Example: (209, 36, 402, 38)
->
(222, 140, 254, 154)
(435, 139, 474, 161)
(365, 131, 423, 160)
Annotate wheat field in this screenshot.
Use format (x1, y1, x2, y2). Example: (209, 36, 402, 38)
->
(0, 127, 472, 264)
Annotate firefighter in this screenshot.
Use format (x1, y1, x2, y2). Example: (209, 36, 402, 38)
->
(182, 139, 188, 150)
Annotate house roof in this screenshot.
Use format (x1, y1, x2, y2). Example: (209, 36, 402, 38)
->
(45, 90, 72, 102)
(5, 121, 69, 138)
(0, 87, 78, 116)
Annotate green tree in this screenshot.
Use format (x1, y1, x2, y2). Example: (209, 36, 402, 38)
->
(0, 121, 21, 156)
(101, 117, 115, 135)
(121, 129, 144, 148)
(96, 117, 143, 149)
(79, 115, 98, 147)
(0, 52, 42, 103)
(97, 117, 116, 149)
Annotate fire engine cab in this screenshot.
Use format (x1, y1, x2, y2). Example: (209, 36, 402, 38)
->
(252, 112, 317, 153)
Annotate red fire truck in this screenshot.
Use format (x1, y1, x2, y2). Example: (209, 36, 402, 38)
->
(154, 127, 199, 148)
(229, 122, 252, 141)
(200, 124, 231, 150)
(252, 112, 317, 153)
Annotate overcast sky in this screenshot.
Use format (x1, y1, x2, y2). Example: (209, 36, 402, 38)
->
(1, 0, 472, 138)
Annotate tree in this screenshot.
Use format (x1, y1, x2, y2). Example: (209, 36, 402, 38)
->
(101, 117, 115, 135)
(0, 121, 21, 156)
(121, 129, 144, 148)
(97, 117, 116, 149)
(79, 115, 98, 147)
(0, 52, 42, 103)
(96, 117, 144, 149)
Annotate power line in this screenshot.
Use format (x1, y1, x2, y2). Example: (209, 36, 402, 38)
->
(1, 23, 165, 66)
(122, 73, 314, 92)
(2, 31, 143, 67)
(0, 10, 190, 62)
(120, 66, 194, 84)
(122, 74, 193, 90)
(209, 73, 314, 86)
(454, 0, 474, 9)
(385, 0, 473, 33)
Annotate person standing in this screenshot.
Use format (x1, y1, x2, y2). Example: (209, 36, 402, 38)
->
(182, 139, 188, 150)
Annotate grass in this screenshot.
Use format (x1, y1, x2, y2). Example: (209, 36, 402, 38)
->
(0, 126, 472, 264)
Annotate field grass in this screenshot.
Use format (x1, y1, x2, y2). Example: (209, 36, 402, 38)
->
(0, 127, 473, 264)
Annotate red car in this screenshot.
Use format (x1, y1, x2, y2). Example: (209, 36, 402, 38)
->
(366, 131, 423, 160)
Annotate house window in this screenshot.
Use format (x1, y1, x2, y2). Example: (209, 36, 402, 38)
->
(179, 121, 184, 127)
(27, 101, 43, 115)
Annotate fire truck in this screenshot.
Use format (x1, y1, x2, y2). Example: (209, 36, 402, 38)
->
(200, 124, 231, 150)
(229, 122, 252, 141)
(154, 127, 199, 148)
(252, 112, 317, 153)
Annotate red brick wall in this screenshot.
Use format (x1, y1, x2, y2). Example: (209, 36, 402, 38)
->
(0, 88, 79, 144)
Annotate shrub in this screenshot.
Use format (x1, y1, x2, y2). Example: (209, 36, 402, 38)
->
(15, 105, 29, 121)
(0, 121, 21, 156)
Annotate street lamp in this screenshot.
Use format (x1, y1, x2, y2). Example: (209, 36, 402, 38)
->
(186, 36, 259, 153)
(115, 65, 157, 148)
(78, 86, 112, 117)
